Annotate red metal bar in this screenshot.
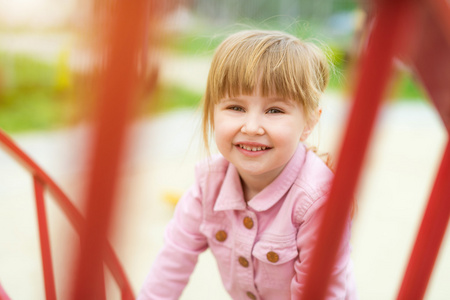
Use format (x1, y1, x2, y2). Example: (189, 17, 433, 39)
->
(407, 0, 450, 132)
(396, 0, 450, 297)
(302, 1, 415, 298)
(397, 141, 450, 299)
(0, 128, 135, 298)
(0, 283, 10, 300)
(104, 245, 135, 300)
(0, 130, 83, 231)
(426, 0, 450, 44)
(69, 0, 149, 298)
(33, 176, 57, 300)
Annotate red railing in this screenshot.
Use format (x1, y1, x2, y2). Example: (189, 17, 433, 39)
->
(0, 128, 135, 299)
(0, 0, 449, 299)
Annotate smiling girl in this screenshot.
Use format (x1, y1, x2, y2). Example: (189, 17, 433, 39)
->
(138, 30, 357, 299)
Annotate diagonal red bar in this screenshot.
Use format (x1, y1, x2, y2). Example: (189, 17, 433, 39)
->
(396, 1, 450, 297)
(397, 141, 450, 299)
(0, 129, 84, 231)
(302, 0, 415, 298)
(426, 0, 450, 44)
(69, 1, 148, 299)
(0, 283, 11, 300)
(33, 176, 57, 300)
(408, 0, 450, 132)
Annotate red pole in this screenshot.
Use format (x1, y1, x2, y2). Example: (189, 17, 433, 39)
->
(427, 0, 450, 43)
(33, 176, 57, 300)
(302, 0, 414, 298)
(69, 0, 148, 299)
(397, 3, 450, 296)
(397, 142, 450, 299)
(0, 283, 11, 300)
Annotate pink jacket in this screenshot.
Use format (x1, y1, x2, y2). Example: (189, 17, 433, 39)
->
(138, 144, 357, 299)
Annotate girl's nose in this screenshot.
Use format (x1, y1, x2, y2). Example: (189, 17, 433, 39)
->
(241, 115, 265, 135)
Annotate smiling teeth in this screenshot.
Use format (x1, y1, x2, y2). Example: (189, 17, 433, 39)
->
(239, 144, 267, 151)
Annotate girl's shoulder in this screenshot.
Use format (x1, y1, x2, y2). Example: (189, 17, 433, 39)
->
(291, 150, 334, 215)
(290, 150, 335, 225)
(293, 148, 334, 202)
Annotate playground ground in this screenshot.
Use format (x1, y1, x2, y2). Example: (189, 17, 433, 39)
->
(0, 54, 449, 299)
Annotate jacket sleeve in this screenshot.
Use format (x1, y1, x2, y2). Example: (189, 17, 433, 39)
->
(137, 177, 208, 299)
(290, 193, 354, 299)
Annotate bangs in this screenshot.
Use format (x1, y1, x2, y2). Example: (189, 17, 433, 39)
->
(207, 31, 323, 108)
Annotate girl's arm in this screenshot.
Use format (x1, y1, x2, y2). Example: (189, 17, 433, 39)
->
(291, 194, 354, 299)
(138, 181, 208, 300)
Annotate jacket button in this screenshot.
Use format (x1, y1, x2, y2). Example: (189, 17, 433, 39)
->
(243, 216, 254, 229)
(215, 230, 227, 242)
(266, 251, 279, 263)
(246, 291, 256, 299)
(238, 256, 249, 267)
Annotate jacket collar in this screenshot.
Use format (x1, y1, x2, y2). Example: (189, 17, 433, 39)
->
(214, 144, 306, 212)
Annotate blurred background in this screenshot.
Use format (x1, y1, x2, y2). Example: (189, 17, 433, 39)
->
(0, 0, 429, 134)
(0, 0, 448, 299)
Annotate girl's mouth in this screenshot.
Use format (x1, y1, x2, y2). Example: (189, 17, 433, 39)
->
(237, 144, 271, 152)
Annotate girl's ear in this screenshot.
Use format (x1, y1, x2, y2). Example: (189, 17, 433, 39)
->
(300, 108, 322, 142)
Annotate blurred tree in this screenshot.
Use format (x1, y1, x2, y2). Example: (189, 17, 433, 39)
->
(192, 0, 357, 26)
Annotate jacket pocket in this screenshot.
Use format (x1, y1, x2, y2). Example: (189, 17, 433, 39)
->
(253, 239, 298, 265)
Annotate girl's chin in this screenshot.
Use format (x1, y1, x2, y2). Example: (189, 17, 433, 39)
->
(236, 165, 283, 179)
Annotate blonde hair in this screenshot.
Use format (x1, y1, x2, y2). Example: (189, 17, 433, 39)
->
(202, 30, 330, 150)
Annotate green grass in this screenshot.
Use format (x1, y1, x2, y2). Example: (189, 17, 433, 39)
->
(142, 83, 203, 115)
(0, 51, 204, 133)
(0, 89, 69, 131)
(325, 46, 426, 101)
(389, 71, 428, 101)
(0, 31, 428, 134)
(0, 53, 75, 133)
(162, 31, 223, 56)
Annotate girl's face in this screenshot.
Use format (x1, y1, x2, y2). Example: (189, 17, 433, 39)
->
(213, 91, 315, 190)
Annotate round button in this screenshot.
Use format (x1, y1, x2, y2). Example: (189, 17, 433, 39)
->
(246, 291, 256, 299)
(238, 256, 249, 268)
(243, 216, 254, 229)
(215, 230, 227, 242)
(266, 251, 279, 263)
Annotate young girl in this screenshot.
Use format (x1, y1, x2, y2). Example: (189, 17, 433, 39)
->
(138, 30, 357, 299)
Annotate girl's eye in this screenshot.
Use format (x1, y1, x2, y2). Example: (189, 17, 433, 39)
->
(267, 108, 283, 114)
(228, 106, 244, 112)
